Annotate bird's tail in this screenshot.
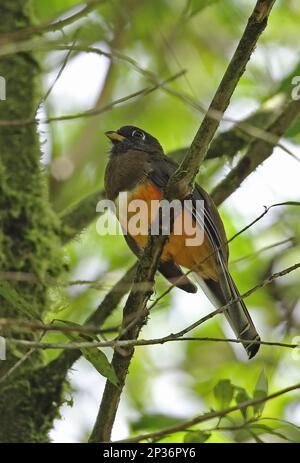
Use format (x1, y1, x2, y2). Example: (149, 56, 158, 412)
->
(194, 264, 260, 359)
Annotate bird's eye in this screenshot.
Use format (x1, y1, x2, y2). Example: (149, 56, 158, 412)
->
(132, 129, 145, 140)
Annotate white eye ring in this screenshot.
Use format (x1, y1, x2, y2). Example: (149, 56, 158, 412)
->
(132, 129, 145, 140)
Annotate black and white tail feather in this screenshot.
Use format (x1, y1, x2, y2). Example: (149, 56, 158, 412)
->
(191, 196, 260, 359)
(194, 263, 260, 359)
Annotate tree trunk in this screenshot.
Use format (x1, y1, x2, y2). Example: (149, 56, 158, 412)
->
(0, 0, 65, 442)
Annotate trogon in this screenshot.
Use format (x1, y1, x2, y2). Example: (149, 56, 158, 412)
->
(104, 125, 260, 359)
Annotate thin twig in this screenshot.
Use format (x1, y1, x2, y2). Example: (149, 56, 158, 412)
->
(231, 236, 295, 265)
(140, 202, 299, 316)
(0, 0, 105, 45)
(2, 38, 296, 161)
(58, 44, 298, 161)
(164, 88, 299, 162)
(39, 32, 80, 107)
(0, 327, 47, 386)
(0, 71, 185, 126)
(4, 39, 296, 161)
(0, 318, 119, 335)
(5, 259, 300, 352)
(0, 347, 36, 386)
(7, 334, 300, 352)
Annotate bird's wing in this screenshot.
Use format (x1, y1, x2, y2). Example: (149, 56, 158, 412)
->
(148, 155, 260, 358)
(123, 228, 197, 294)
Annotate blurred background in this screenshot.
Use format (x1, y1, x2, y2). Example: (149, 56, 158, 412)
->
(25, 0, 300, 442)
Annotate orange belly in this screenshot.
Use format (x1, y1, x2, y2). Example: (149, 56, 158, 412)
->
(117, 181, 218, 280)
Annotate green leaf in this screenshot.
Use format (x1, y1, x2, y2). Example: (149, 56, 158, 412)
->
(184, 431, 211, 443)
(235, 387, 251, 420)
(248, 429, 265, 443)
(252, 370, 268, 417)
(62, 323, 119, 387)
(131, 414, 183, 432)
(80, 347, 119, 387)
(29, 0, 82, 22)
(213, 379, 234, 409)
(269, 423, 300, 443)
(0, 280, 40, 319)
(249, 424, 294, 442)
(182, 0, 220, 19)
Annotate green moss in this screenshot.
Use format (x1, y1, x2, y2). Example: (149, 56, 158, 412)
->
(0, 2, 63, 314)
(0, 0, 66, 442)
(0, 360, 69, 442)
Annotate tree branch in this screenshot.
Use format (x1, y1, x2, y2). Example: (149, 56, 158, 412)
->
(167, 0, 276, 199)
(169, 58, 300, 162)
(0, 318, 119, 336)
(49, 1, 141, 211)
(0, 0, 105, 46)
(7, 259, 300, 351)
(169, 98, 285, 162)
(0, 72, 185, 127)
(212, 97, 300, 205)
(117, 381, 300, 443)
(88, 0, 276, 443)
(60, 190, 104, 243)
(42, 263, 137, 373)
(6, 336, 300, 351)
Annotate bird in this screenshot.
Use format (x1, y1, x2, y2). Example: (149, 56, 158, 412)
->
(104, 125, 260, 359)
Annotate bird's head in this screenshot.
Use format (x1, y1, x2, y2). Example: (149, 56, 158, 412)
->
(105, 125, 163, 155)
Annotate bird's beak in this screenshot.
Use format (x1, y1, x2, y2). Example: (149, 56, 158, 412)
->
(105, 131, 126, 142)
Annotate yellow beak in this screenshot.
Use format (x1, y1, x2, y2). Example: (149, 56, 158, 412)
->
(105, 131, 126, 142)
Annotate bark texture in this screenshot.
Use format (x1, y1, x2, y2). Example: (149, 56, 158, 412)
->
(0, 0, 64, 442)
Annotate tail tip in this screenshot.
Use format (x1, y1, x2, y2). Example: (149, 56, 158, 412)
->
(246, 336, 261, 359)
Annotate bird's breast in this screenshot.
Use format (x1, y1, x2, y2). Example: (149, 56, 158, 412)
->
(115, 181, 218, 279)
(115, 181, 163, 245)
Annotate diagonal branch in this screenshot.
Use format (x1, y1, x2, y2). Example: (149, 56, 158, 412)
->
(169, 59, 300, 162)
(88, 0, 276, 443)
(212, 97, 300, 205)
(8, 259, 300, 351)
(167, 0, 276, 199)
(60, 190, 104, 243)
(117, 380, 300, 443)
(0, 71, 185, 127)
(43, 263, 137, 373)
